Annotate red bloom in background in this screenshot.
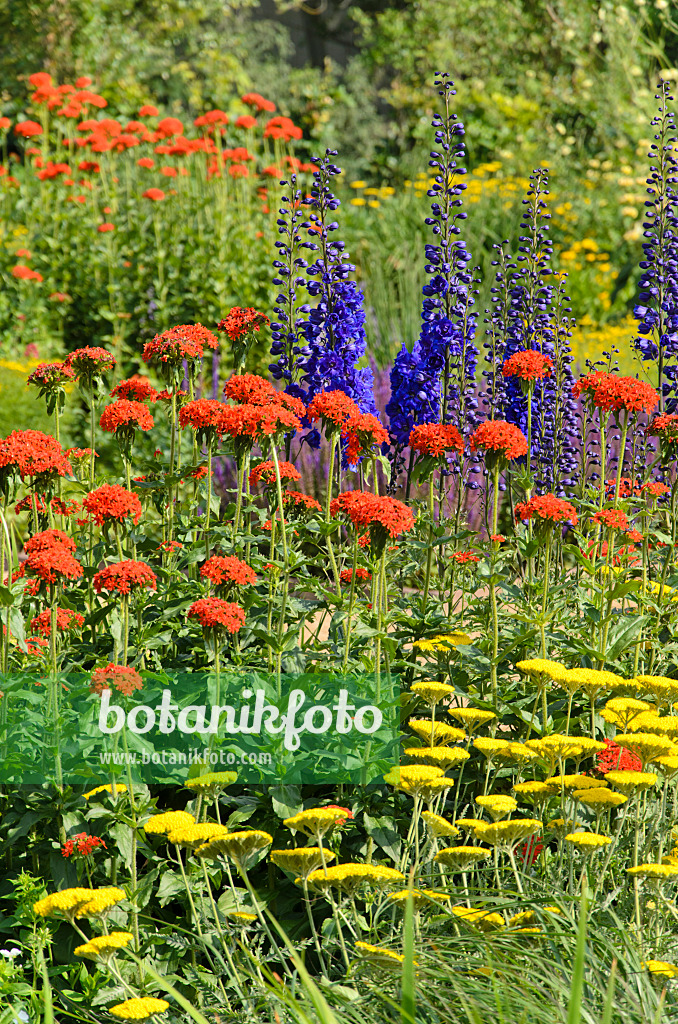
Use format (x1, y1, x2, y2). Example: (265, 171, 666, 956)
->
(515, 493, 578, 528)
(573, 372, 658, 416)
(583, 540, 640, 567)
(249, 460, 301, 487)
(344, 413, 389, 466)
(142, 323, 218, 365)
(409, 422, 464, 458)
(502, 349, 553, 382)
(281, 490, 322, 515)
(242, 92, 276, 113)
(217, 307, 270, 340)
(451, 551, 481, 565)
(642, 480, 670, 498)
(307, 391, 360, 433)
(93, 560, 157, 596)
(97, 222, 115, 232)
(595, 738, 642, 774)
(30, 607, 84, 637)
(83, 484, 142, 527)
(156, 116, 183, 138)
(332, 491, 414, 543)
(187, 597, 245, 634)
(110, 376, 158, 403)
(137, 157, 155, 169)
(591, 509, 629, 530)
(224, 373, 276, 405)
(517, 836, 544, 866)
(470, 420, 528, 462)
(340, 566, 371, 584)
(235, 115, 257, 129)
(219, 403, 302, 443)
(90, 663, 143, 697)
(12, 265, 42, 281)
(0, 431, 72, 480)
(178, 399, 226, 433)
(62, 832, 107, 858)
(29, 72, 52, 88)
(65, 346, 115, 380)
(139, 104, 159, 117)
(200, 555, 257, 587)
(100, 400, 154, 434)
(264, 116, 302, 141)
(27, 362, 75, 389)
(14, 120, 43, 138)
(142, 187, 165, 201)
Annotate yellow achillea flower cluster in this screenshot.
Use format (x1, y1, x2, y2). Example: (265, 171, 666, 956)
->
(547, 818, 576, 835)
(454, 818, 485, 831)
(509, 907, 562, 926)
(183, 771, 237, 792)
(636, 676, 678, 703)
(600, 698, 652, 731)
(34, 887, 126, 920)
(229, 911, 257, 924)
(475, 794, 517, 821)
(109, 997, 170, 1020)
(421, 811, 459, 838)
(74, 932, 133, 960)
(283, 807, 352, 837)
(409, 680, 455, 705)
(513, 781, 558, 804)
(516, 659, 570, 683)
(615, 732, 676, 765)
(383, 765, 449, 797)
(605, 770, 657, 794)
(655, 755, 678, 778)
(643, 960, 678, 978)
(408, 719, 466, 745)
(638, 715, 678, 738)
(270, 848, 335, 878)
(167, 823, 230, 847)
(307, 864, 405, 893)
(545, 775, 608, 792)
(413, 632, 471, 652)
(564, 833, 612, 850)
(565, 668, 627, 698)
(526, 736, 584, 763)
(452, 906, 505, 931)
(435, 847, 489, 870)
(196, 830, 272, 868)
(448, 707, 497, 732)
(354, 941, 414, 967)
(387, 889, 451, 907)
(143, 811, 195, 835)
(627, 863, 678, 879)
(404, 745, 469, 769)
(573, 788, 627, 808)
(83, 783, 128, 799)
(474, 738, 537, 766)
(475, 819, 542, 847)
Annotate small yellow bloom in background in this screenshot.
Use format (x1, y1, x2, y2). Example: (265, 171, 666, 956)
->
(636, 675, 678, 702)
(408, 718, 465, 746)
(436, 846, 489, 870)
(349, 180, 366, 188)
(449, 707, 496, 731)
(655, 755, 678, 779)
(643, 960, 678, 978)
(475, 819, 542, 847)
(509, 907, 562, 927)
(615, 732, 675, 766)
(404, 745, 469, 769)
(454, 818, 486, 832)
(307, 864, 405, 893)
(109, 997, 170, 1020)
(270, 847, 335, 879)
(74, 932, 133, 960)
(354, 940, 414, 969)
(83, 783, 128, 800)
(368, 199, 380, 208)
(229, 911, 258, 925)
(184, 771, 237, 793)
(409, 679, 455, 705)
(452, 906, 505, 932)
(572, 788, 627, 809)
(387, 888, 451, 908)
(564, 833, 612, 851)
(475, 794, 517, 821)
(605, 770, 657, 795)
(546, 818, 576, 836)
(283, 807, 352, 838)
(422, 811, 459, 838)
(195, 830, 272, 869)
(516, 658, 570, 683)
(513, 781, 558, 804)
(544, 775, 608, 792)
(144, 811, 195, 836)
(350, 197, 366, 206)
(167, 823, 230, 848)
(600, 697, 652, 731)
(627, 863, 678, 880)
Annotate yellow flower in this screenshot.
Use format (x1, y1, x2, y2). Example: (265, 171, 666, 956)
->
(565, 668, 627, 699)
(350, 180, 366, 188)
(283, 807, 350, 837)
(270, 848, 335, 879)
(354, 941, 414, 968)
(475, 794, 517, 821)
(109, 997, 170, 1020)
(409, 680, 455, 705)
(643, 959, 678, 978)
(387, 889, 451, 908)
(183, 771, 237, 792)
(513, 781, 558, 804)
(404, 745, 469, 769)
(600, 697, 652, 731)
(655, 755, 678, 778)
(435, 846, 489, 870)
(143, 811, 196, 836)
(509, 908, 562, 926)
(74, 932, 133, 960)
(421, 811, 459, 838)
(474, 738, 537, 766)
(516, 659, 570, 683)
(75, 887, 127, 918)
(572, 788, 627, 808)
(452, 906, 505, 932)
(307, 864, 405, 893)
(605, 770, 657, 794)
(570, 737, 607, 756)
(627, 863, 678, 879)
(564, 833, 612, 850)
(636, 713, 678, 738)
(167, 823, 230, 848)
(34, 887, 125, 920)
(414, 632, 471, 652)
(195, 830, 272, 869)
(454, 818, 485, 831)
(408, 718, 465, 745)
(536, 734, 586, 760)
(229, 911, 258, 924)
(544, 775, 608, 792)
(474, 819, 542, 847)
(83, 783, 128, 799)
(383, 764, 446, 797)
(448, 708, 497, 732)
(350, 197, 366, 206)
(614, 732, 675, 766)
(546, 818, 576, 836)
(636, 675, 678, 703)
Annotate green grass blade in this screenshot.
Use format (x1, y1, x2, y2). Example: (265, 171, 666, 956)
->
(566, 881, 589, 1024)
(600, 959, 616, 1024)
(400, 888, 416, 1024)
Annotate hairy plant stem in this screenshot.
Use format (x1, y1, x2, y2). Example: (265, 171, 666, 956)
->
(489, 463, 500, 706)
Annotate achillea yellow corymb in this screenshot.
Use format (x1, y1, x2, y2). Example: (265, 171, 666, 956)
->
(545, 774, 608, 792)
(643, 959, 678, 978)
(307, 864, 405, 893)
(454, 818, 485, 831)
(76, 887, 127, 918)
(167, 823, 231, 847)
(109, 997, 170, 1019)
(387, 888, 451, 908)
(474, 819, 542, 847)
(422, 811, 459, 838)
(564, 832, 612, 851)
(448, 707, 497, 732)
(404, 745, 469, 769)
(354, 941, 414, 968)
(408, 718, 465, 746)
(34, 886, 126, 920)
(435, 846, 489, 870)
(572, 788, 627, 808)
(635, 714, 678, 738)
(283, 807, 351, 838)
(383, 764, 447, 797)
(546, 818, 576, 836)
(195, 830, 272, 869)
(513, 781, 558, 805)
(475, 794, 517, 821)
(627, 863, 678, 880)
(413, 631, 472, 652)
(83, 783, 128, 799)
(409, 680, 455, 706)
(270, 848, 335, 879)
(604, 770, 657, 794)
(635, 675, 678, 703)
(614, 732, 674, 766)
(600, 698, 651, 731)
(452, 906, 504, 931)
(531, 734, 585, 760)
(229, 911, 258, 925)
(474, 737, 537, 766)
(509, 907, 563, 926)
(183, 771, 237, 792)
(564, 668, 627, 699)
(143, 810, 195, 836)
(655, 755, 678, 778)
(74, 932, 133, 960)
(570, 737, 607, 756)
(515, 658, 570, 683)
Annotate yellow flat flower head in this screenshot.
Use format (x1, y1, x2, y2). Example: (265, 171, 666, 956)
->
(475, 794, 517, 821)
(270, 847, 335, 879)
(408, 719, 466, 746)
(410, 680, 455, 705)
(452, 906, 505, 931)
(421, 811, 459, 838)
(435, 846, 489, 870)
(109, 997, 170, 1020)
(404, 745, 469, 769)
(564, 832, 612, 851)
(605, 770, 657, 794)
(144, 810, 195, 836)
(184, 771, 237, 791)
(83, 783, 128, 799)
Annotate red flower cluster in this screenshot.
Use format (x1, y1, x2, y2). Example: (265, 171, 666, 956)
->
(648, 413, 678, 446)
(242, 92, 276, 113)
(90, 663, 143, 696)
(12, 265, 42, 282)
(200, 555, 257, 587)
(339, 566, 371, 584)
(573, 372, 659, 416)
(83, 484, 142, 526)
(604, 477, 640, 499)
(264, 116, 302, 141)
(62, 832, 107, 858)
(469, 420, 528, 462)
(100, 400, 154, 434)
(249, 460, 301, 487)
(93, 560, 157, 596)
(595, 738, 642, 774)
(217, 307, 270, 340)
(223, 374, 305, 417)
(178, 399, 226, 433)
(344, 413, 390, 466)
(331, 491, 415, 541)
(450, 551, 481, 565)
(408, 422, 464, 458)
(641, 480, 670, 498)
(501, 350, 553, 382)
(306, 391, 360, 432)
(30, 607, 84, 637)
(24, 529, 76, 554)
(66, 447, 97, 463)
(27, 362, 75, 389)
(281, 490, 322, 514)
(0, 430, 72, 480)
(591, 509, 629, 530)
(142, 324, 218, 365)
(64, 346, 116, 379)
(219, 403, 302, 442)
(142, 187, 165, 201)
(25, 546, 83, 587)
(110, 376, 158, 403)
(514, 493, 578, 528)
(583, 540, 640, 567)
(187, 597, 246, 634)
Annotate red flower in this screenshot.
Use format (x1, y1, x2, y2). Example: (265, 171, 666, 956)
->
(12, 264, 42, 281)
(100, 400, 154, 434)
(307, 391, 360, 433)
(470, 420, 528, 462)
(194, 109, 229, 129)
(66, 447, 97, 463)
(331, 491, 414, 545)
(14, 120, 43, 138)
(340, 566, 371, 584)
(235, 114, 257, 129)
(281, 490, 322, 515)
(187, 597, 245, 634)
(573, 372, 658, 416)
(408, 423, 464, 458)
(139, 104, 159, 117)
(502, 350, 553, 382)
(25, 547, 83, 586)
(323, 804, 354, 824)
(30, 607, 84, 637)
(27, 362, 75, 390)
(83, 484, 142, 526)
(93, 560, 157, 596)
(591, 509, 629, 530)
(156, 116, 184, 138)
(90, 663, 143, 697)
(158, 540, 182, 554)
(626, 528, 644, 543)
(583, 540, 640, 567)
(242, 93, 276, 113)
(641, 480, 670, 498)
(200, 555, 257, 587)
(142, 187, 165, 201)
(595, 738, 642, 774)
(24, 529, 76, 554)
(490, 534, 506, 544)
(110, 376, 158, 403)
(62, 832, 107, 858)
(217, 307, 270, 341)
(218, 403, 302, 444)
(0, 430, 71, 480)
(142, 324, 218, 366)
(137, 157, 155, 169)
(249, 460, 301, 487)
(223, 375, 305, 417)
(517, 836, 544, 866)
(65, 346, 115, 380)
(29, 72, 52, 88)
(515, 493, 578, 528)
(451, 551, 481, 565)
(264, 116, 302, 141)
(344, 413, 390, 466)
(178, 399, 226, 434)
(97, 222, 115, 232)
